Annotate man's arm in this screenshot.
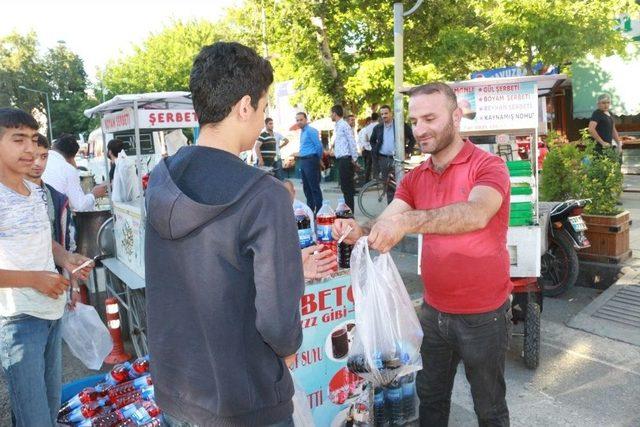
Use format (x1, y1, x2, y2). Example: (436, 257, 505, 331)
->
(52, 240, 93, 281)
(312, 129, 324, 158)
(333, 198, 413, 245)
(346, 124, 359, 161)
(65, 168, 96, 211)
(0, 269, 69, 298)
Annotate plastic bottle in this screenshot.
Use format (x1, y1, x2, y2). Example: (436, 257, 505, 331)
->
(385, 379, 403, 425)
(104, 362, 132, 386)
(61, 398, 111, 424)
(335, 197, 354, 268)
(58, 387, 108, 418)
(294, 207, 314, 248)
(373, 387, 388, 426)
(401, 374, 416, 421)
(111, 385, 154, 410)
(107, 375, 153, 402)
(77, 400, 160, 427)
(127, 356, 150, 379)
(316, 200, 337, 268)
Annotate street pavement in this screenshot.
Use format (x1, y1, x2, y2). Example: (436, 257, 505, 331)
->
(0, 177, 639, 425)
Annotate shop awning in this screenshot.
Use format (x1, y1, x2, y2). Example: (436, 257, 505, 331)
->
(84, 91, 193, 118)
(571, 45, 640, 119)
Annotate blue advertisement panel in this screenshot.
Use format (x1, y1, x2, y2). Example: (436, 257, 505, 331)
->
(290, 273, 366, 427)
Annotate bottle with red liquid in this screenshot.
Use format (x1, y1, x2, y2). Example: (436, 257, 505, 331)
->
(112, 385, 154, 410)
(61, 397, 111, 424)
(335, 197, 354, 268)
(108, 375, 153, 402)
(77, 400, 160, 427)
(104, 362, 132, 386)
(127, 356, 150, 379)
(58, 387, 109, 419)
(316, 200, 337, 270)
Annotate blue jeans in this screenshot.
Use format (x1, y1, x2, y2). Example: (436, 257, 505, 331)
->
(299, 156, 323, 214)
(163, 413, 294, 427)
(0, 314, 62, 427)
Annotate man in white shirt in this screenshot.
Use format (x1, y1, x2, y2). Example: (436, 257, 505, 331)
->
(331, 105, 359, 212)
(43, 134, 107, 211)
(0, 109, 94, 426)
(357, 113, 379, 182)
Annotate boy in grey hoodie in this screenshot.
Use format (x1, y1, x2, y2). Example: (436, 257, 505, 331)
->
(145, 42, 307, 426)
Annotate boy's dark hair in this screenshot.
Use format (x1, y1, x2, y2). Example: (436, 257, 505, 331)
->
(347, 114, 355, 119)
(107, 138, 125, 157)
(380, 104, 391, 112)
(53, 134, 79, 159)
(406, 82, 458, 112)
(36, 133, 50, 149)
(265, 117, 273, 125)
(371, 112, 380, 121)
(190, 42, 274, 128)
(0, 108, 39, 137)
(296, 112, 307, 119)
(331, 105, 344, 117)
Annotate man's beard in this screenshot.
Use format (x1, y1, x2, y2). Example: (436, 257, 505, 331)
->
(422, 117, 456, 155)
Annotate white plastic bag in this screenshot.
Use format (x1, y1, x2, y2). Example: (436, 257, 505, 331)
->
(347, 237, 423, 386)
(292, 376, 315, 427)
(61, 303, 113, 370)
(112, 151, 140, 203)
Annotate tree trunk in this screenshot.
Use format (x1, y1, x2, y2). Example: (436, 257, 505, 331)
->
(311, 16, 344, 103)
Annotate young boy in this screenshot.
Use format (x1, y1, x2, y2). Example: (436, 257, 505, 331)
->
(0, 108, 93, 426)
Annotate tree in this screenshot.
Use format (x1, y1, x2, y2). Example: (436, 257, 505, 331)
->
(102, 20, 227, 94)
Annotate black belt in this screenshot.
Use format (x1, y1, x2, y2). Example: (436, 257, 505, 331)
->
(378, 154, 394, 158)
(298, 155, 318, 160)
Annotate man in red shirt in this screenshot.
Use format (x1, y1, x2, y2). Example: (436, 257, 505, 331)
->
(334, 82, 511, 426)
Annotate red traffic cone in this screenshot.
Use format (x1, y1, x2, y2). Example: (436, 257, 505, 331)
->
(104, 297, 131, 364)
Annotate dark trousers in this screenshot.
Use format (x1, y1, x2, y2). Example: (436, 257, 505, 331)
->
(417, 300, 511, 427)
(336, 156, 355, 212)
(363, 149, 373, 182)
(378, 155, 395, 203)
(299, 156, 323, 214)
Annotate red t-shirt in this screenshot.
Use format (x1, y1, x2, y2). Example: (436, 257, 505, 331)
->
(395, 141, 513, 314)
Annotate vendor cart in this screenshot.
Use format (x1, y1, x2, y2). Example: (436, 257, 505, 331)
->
(413, 74, 568, 369)
(84, 92, 197, 357)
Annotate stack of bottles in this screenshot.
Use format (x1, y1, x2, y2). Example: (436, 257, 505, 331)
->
(372, 374, 417, 427)
(295, 198, 354, 270)
(58, 356, 163, 426)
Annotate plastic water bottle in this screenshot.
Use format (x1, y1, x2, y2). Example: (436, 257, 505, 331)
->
(374, 387, 388, 426)
(401, 374, 416, 420)
(316, 200, 337, 268)
(335, 197, 354, 268)
(61, 397, 111, 424)
(295, 207, 314, 248)
(112, 385, 154, 410)
(58, 387, 108, 418)
(104, 362, 132, 386)
(385, 379, 403, 425)
(127, 356, 150, 379)
(77, 400, 160, 427)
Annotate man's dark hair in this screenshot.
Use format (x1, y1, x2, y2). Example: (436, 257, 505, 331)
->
(296, 112, 307, 119)
(331, 105, 344, 118)
(347, 114, 355, 119)
(107, 138, 125, 157)
(36, 133, 50, 149)
(371, 112, 380, 121)
(0, 108, 39, 137)
(265, 117, 273, 125)
(53, 133, 79, 159)
(380, 104, 391, 112)
(190, 42, 274, 127)
(406, 82, 458, 111)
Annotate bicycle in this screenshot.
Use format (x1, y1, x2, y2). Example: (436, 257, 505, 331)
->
(357, 158, 422, 219)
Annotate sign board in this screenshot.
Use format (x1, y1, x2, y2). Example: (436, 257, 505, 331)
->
(452, 81, 539, 133)
(291, 273, 365, 427)
(101, 108, 135, 133)
(137, 109, 198, 129)
(471, 63, 557, 79)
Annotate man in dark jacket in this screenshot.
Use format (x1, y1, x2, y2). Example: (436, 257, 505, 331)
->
(145, 42, 305, 426)
(369, 105, 416, 202)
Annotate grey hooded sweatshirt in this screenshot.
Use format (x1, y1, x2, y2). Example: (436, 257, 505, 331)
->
(144, 146, 304, 426)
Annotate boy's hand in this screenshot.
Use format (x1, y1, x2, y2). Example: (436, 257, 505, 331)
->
(32, 271, 69, 299)
(302, 245, 337, 280)
(62, 253, 94, 281)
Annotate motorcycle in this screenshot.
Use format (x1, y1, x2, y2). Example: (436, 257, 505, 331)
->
(540, 199, 591, 297)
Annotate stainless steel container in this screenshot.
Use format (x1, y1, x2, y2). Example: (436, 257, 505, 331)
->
(74, 209, 113, 259)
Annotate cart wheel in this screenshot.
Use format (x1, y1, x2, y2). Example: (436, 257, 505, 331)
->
(523, 302, 540, 369)
(127, 289, 148, 358)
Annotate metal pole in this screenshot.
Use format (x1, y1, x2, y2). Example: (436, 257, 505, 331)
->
(393, 2, 406, 183)
(132, 101, 145, 225)
(44, 92, 53, 142)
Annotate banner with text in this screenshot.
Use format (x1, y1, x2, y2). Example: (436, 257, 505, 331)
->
(291, 273, 363, 427)
(453, 81, 538, 133)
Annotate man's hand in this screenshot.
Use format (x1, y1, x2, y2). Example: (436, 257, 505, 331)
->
(367, 215, 406, 253)
(92, 184, 108, 198)
(31, 271, 70, 299)
(332, 219, 364, 245)
(284, 354, 297, 369)
(302, 245, 337, 280)
(62, 253, 94, 281)
(68, 278, 82, 310)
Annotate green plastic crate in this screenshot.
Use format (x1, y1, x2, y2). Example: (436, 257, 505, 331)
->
(506, 160, 532, 170)
(511, 185, 533, 195)
(510, 202, 534, 212)
(509, 217, 534, 226)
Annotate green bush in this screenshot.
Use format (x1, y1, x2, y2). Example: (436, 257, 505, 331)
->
(540, 129, 623, 216)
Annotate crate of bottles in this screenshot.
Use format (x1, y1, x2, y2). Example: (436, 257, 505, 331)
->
(510, 202, 534, 227)
(506, 160, 533, 177)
